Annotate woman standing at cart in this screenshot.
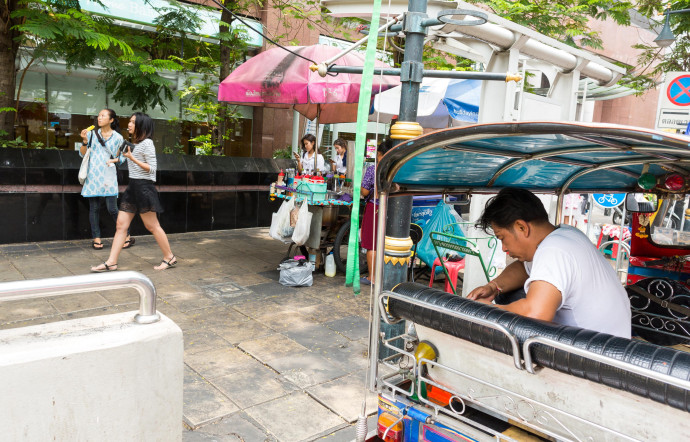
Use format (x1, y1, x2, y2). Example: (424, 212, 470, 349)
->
(90, 112, 176, 272)
(360, 138, 393, 285)
(295, 134, 327, 175)
(330, 138, 348, 175)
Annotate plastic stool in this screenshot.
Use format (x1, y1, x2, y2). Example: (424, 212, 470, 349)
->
(429, 257, 465, 294)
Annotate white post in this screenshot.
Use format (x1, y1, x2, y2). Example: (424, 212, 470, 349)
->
(292, 110, 300, 156)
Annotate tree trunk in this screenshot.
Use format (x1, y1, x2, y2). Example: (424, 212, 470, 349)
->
(0, 1, 21, 139)
(214, 0, 235, 155)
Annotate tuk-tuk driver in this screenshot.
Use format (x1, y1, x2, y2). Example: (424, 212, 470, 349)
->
(467, 188, 632, 338)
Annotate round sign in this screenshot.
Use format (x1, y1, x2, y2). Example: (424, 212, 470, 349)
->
(667, 75, 690, 107)
(592, 193, 625, 208)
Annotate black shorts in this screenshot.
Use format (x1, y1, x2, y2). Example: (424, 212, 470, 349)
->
(120, 179, 164, 214)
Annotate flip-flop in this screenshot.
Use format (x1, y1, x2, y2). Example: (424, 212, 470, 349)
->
(91, 262, 117, 273)
(155, 255, 177, 271)
(123, 238, 135, 249)
(360, 277, 372, 286)
(92, 241, 104, 250)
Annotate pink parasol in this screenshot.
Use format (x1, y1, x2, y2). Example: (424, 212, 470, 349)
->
(218, 44, 399, 124)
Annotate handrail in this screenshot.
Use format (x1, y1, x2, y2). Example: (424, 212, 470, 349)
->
(380, 291, 523, 370)
(523, 336, 690, 391)
(0, 271, 160, 324)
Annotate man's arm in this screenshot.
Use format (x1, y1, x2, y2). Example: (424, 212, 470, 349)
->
(492, 280, 562, 321)
(467, 261, 529, 302)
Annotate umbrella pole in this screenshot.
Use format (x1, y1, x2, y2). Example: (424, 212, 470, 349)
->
(315, 106, 320, 175)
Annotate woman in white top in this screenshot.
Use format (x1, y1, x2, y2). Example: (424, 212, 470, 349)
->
(330, 138, 347, 175)
(91, 112, 177, 272)
(294, 133, 326, 175)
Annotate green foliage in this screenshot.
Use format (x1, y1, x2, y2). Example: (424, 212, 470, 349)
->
(272, 146, 293, 159)
(190, 134, 216, 156)
(163, 142, 186, 155)
(0, 137, 28, 148)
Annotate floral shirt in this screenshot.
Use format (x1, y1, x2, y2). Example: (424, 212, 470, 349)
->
(361, 163, 377, 205)
(80, 129, 124, 197)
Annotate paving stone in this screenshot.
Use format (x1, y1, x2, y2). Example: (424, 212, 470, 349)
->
(319, 415, 379, 442)
(245, 393, 345, 442)
(267, 351, 349, 389)
(0, 298, 58, 323)
(307, 371, 378, 423)
(182, 306, 250, 330)
(284, 324, 349, 352)
(164, 291, 221, 313)
(183, 412, 271, 441)
(324, 315, 370, 341)
(184, 329, 232, 355)
(184, 367, 239, 429)
(212, 320, 275, 345)
(186, 347, 260, 380)
(259, 311, 321, 333)
(316, 339, 370, 372)
(211, 364, 299, 409)
(239, 334, 309, 363)
(46, 292, 111, 313)
(61, 305, 131, 321)
(246, 281, 297, 298)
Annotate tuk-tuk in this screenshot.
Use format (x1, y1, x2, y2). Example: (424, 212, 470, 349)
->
(366, 122, 690, 441)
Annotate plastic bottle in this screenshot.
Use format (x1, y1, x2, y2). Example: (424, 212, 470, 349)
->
(325, 253, 336, 277)
(277, 169, 285, 185)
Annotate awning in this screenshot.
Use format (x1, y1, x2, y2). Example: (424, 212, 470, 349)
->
(378, 121, 690, 194)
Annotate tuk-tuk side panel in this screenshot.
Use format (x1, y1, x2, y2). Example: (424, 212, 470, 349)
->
(630, 216, 690, 259)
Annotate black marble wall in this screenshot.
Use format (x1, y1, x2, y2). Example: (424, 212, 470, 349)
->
(0, 148, 293, 244)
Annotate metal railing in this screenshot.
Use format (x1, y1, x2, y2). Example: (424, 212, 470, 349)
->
(0, 271, 159, 324)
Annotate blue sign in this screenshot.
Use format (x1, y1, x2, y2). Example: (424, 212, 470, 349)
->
(592, 193, 625, 208)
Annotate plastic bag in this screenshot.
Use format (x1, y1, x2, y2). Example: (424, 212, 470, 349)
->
(278, 259, 314, 287)
(291, 201, 312, 246)
(270, 197, 294, 241)
(416, 200, 465, 270)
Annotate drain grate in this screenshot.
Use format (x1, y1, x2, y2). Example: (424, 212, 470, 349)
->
(198, 281, 250, 303)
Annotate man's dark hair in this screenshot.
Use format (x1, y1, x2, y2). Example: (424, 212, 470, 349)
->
(477, 188, 550, 233)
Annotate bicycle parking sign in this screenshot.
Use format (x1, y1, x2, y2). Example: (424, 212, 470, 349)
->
(592, 193, 625, 208)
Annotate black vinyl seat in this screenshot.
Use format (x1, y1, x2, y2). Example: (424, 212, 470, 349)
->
(389, 282, 690, 413)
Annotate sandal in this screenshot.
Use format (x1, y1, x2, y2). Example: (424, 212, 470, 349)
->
(91, 262, 117, 273)
(123, 238, 135, 249)
(155, 255, 177, 271)
(92, 241, 104, 250)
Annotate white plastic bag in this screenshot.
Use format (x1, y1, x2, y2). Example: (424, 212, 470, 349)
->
(279, 197, 296, 238)
(291, 201, 312, 246)
(270, 197, 294, 242)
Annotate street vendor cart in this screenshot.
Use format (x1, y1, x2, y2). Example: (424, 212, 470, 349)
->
(363, 121, 690, 441)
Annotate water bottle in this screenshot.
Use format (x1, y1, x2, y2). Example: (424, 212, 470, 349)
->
(325, 252, 336, 277)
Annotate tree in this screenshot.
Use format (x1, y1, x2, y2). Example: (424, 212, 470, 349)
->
(1, 0, 133, 138)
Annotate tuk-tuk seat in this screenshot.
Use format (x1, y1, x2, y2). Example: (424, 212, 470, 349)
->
(388, 282, 690, 414)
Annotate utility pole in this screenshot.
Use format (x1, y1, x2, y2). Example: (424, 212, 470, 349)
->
(376, 0, 428, 357)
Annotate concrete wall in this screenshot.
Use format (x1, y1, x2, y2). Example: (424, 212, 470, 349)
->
(0, 312, 183, 441)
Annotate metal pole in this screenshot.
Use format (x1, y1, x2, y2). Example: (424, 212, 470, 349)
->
(326, 66, 518, 82)
(0, 271, 159, 324)
(367, 192, 388, 391)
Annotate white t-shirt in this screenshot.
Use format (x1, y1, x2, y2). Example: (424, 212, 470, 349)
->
(523, 224, 631, 338)
(334, 154, 346, 174)
(301, 152, 326, 174)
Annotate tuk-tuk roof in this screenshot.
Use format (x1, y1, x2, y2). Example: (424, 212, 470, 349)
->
(378, 122, 690, 195)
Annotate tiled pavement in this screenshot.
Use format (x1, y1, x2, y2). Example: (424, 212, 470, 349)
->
(0, 228, 381, 441)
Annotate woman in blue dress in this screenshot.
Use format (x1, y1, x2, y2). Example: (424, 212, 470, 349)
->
(79, 109, 132, 249)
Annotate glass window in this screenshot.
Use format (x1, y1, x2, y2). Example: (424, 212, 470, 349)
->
(650, 197, 690, 247)
(48, 74, 105, 117)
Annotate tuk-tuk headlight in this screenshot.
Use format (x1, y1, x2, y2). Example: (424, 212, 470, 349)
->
(664, 174, 685, 191)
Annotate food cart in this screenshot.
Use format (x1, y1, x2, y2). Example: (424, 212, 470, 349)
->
(364, 122, 690, 441)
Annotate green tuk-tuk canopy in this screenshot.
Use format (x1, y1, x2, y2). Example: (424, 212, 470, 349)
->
(378, 122, 690, 195)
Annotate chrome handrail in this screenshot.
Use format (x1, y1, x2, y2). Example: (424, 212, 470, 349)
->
(0, 271, 160, 324)
(380, 291, 523, 370)
(523, 336, 690, 391)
